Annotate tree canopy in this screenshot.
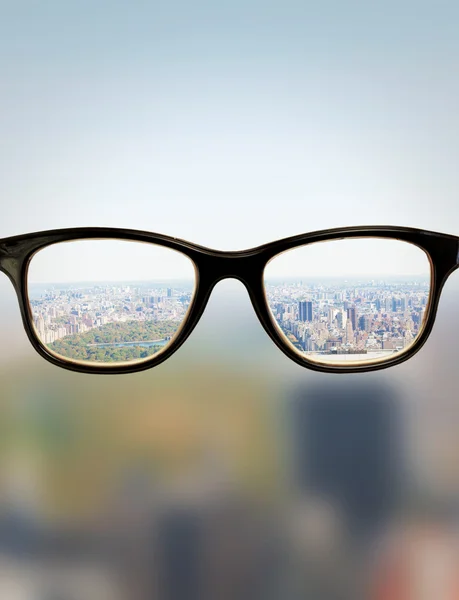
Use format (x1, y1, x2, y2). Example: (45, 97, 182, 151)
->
(48, 320, 180, 362)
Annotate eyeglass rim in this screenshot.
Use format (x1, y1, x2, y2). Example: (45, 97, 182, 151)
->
(0, 225, 458, 375)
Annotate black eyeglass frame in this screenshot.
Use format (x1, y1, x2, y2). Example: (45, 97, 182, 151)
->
(0, 225, 458, 375)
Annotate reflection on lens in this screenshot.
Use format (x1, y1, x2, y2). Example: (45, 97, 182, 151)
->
(264, 238, 431, 366)
(27, 239, 196, 365)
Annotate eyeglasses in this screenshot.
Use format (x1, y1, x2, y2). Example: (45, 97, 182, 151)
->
(0, 226, 457, 374)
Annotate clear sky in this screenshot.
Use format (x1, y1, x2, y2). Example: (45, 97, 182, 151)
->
(1, 0, 459, 266)
(265, 238, 431, 277)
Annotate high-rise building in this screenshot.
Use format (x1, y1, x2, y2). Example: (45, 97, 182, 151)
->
(418, 308, 425, 328)
(275, 303, 285, 319)
(336, 310, 347, 329)
(358, 315, 371, 332)
(288, 381, 402, 540)
(346, 319, 354, 343)
(404, 330, 414, 347)
(298, 301, 313, 322)
(35, 315, 45, 337)
(346, 307, 356, 330)
(328, 306, 337, 322)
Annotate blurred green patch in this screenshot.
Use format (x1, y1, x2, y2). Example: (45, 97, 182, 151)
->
(0, 360, 282, 521)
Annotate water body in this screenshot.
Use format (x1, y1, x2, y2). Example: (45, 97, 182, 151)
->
(87, 339, 168, 349)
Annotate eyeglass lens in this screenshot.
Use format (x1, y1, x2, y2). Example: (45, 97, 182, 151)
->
(263, 238, 431, 366)
(27, 240, 197, 365)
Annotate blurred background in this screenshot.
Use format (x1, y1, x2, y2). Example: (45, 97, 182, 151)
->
(2, 1, 459, 598)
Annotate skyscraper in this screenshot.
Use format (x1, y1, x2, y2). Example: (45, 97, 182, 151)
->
(400, 295, 407, 311)
(336, 309, 347, 329)
(346, 319, 354, 342)
(35, 315, 45, 337)
(418, 308, 425, 328)
(328, 306, 338, 322)
(358, 315, 371, 332)
(298, 301, 313, 322)
(346, 307, 356, 330)
(288, 381, 402, 540)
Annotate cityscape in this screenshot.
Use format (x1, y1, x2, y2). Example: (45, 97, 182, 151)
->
(29, 276, 430, 363)
(29, 281, 194, 362)
(265, 277, 430, 361)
